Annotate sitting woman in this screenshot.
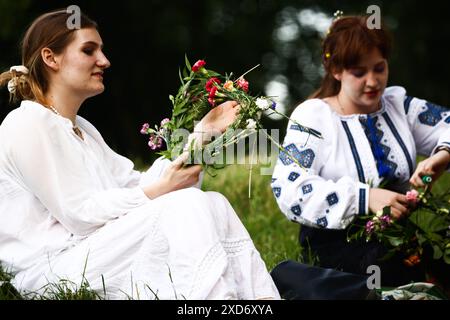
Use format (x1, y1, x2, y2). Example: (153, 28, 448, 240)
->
(271, 15, 450, 290)
(0, 9, 280, 300)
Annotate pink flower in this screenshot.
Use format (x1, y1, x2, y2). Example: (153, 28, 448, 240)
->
(205, 77, 221, 92)
(236, 77, 249, 92)
(160, 118, 170, 126)
(148, 134, 163, 150)
(192, 60, 206, 72)
(406, 189, 419, 204)
(365, 220, 375, 235)
(140, 123, 150, 135)
(379, 215, 392, 230)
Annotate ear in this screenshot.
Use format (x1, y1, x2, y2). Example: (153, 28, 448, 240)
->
(41, 48, 59, 71)
(332, 71, 342, 82)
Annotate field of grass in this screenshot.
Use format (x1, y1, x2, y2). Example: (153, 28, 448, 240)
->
(1, 162, 449, 299)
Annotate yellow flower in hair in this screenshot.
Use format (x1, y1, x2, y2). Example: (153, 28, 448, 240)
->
(325, 53, 331, 59)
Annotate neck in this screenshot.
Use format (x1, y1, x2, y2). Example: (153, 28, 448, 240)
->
(336, 92, 380, 115)
(45, 86, 85, 126)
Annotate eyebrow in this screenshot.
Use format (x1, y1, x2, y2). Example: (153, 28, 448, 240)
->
(81, 41, 104, 48)
(351, 61, 386, 69)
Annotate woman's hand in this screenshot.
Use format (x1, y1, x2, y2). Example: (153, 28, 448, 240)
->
(369, 188, 410, 220)
(142, 152, 202, 199)
(409, 150, 450, 188)
(195, 100, 240, 135)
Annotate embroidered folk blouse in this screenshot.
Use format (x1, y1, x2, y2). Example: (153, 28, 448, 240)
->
(271, 86, 450, 230)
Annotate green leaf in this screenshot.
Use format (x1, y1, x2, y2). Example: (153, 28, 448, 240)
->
(184, 54, 191, 71)
(409, 210, 449, 233)
(385, 235, 404, 247)
(432, 244, 443, 260)
(444, 247, 450, 264)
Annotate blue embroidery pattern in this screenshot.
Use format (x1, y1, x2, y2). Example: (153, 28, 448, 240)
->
(359, 115, 397, 180)
(291, 205, 302, 216)
(341, 121, 366, 183)
(418, 102, 449, 126)
(302, 184, 313, 194)
(326, 193, 339, 206)
(316, 217, 328, 228)
(382, 113, 414, 176)
(279, 144, 315, 168)
(272, 187, 281, 198)
(404, 96, 413, 114)
(359, 188, 366, 215)
(288, 172, 300, 181)
(290, 124, 322, 137)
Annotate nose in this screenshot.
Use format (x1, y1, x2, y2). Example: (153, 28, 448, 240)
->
(97, 51, 111, 69)
(365, 71, 379, 88)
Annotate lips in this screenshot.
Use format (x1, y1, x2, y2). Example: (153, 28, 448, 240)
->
(364, 90, 379, 97)
(92, 72, 104, 80)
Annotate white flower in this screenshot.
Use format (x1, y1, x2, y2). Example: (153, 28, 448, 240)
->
(255, 98, 271, 111)
(246, 119, 257, 129)
(376, 210, 383, 217)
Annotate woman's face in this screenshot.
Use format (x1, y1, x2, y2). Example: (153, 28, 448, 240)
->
(336, 48, 389, 109)
(54, 28, 110, 99)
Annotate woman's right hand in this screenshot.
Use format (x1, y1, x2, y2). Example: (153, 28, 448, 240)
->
(142, 152, 202, 199)
(369, 188, 410, 220)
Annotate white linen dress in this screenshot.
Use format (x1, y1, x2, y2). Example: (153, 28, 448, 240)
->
(0, 100, 280, 300)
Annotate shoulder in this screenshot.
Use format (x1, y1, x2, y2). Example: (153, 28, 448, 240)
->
(382, 86, 409, 113)
(289, 98, 333, 128)
(0, 100, 55, 134)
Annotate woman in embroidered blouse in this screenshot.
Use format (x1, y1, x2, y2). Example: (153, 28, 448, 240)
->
(0, 9, 280, 299)
(271, 15, 450, 287)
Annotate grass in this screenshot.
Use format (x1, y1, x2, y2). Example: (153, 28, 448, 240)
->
(202, 163, 302, 270)
(1, 162, 449, 300)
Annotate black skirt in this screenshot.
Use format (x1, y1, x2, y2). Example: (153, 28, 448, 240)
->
(299, 225, 427, 287)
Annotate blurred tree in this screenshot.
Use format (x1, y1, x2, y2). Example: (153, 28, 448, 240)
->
(1, 0, 449, 162)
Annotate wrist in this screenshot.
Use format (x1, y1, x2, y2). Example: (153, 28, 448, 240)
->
(435, 146, 450, 168)
(143, 178, 172, 199)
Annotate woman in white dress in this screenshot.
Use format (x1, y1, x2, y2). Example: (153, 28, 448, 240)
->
(0, 9, 280, 300)
(271, 15, 450, 291)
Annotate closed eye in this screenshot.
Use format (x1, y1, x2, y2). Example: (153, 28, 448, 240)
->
(82, 48, 94, 55)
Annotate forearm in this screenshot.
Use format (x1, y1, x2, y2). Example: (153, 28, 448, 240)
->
(142, 178, 173, 199)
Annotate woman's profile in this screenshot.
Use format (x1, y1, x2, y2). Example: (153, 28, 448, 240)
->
(0, 9, 280, 300)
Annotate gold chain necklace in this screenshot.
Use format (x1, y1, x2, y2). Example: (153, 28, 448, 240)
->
(49, 106, 83, 139)
(336, 95, 346, 114)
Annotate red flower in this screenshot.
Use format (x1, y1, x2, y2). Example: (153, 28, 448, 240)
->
(205, 77, 221, 92)
(236, 77, 249, 92)
(192, 60, 206, 72)
(208, 86, 218, 106)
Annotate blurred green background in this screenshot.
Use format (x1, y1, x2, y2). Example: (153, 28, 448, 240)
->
(1, 0, 450, 161)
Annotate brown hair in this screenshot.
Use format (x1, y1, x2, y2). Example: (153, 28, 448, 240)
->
(0, 9, 97, 105)
(310, 15, 392, 99)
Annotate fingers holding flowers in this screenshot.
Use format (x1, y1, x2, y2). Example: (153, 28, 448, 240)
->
(198, 100, 240, 134)
(369, 188, 410, 220)
(409, 151, 449, 188)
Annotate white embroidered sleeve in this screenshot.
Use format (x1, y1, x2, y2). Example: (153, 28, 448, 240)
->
(271, 103, 369, 230)
(403, 90, 450, 157)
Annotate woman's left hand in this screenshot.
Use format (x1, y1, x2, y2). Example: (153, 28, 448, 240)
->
(409, 150, 450, 188)
(196, 100, 240, 134)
